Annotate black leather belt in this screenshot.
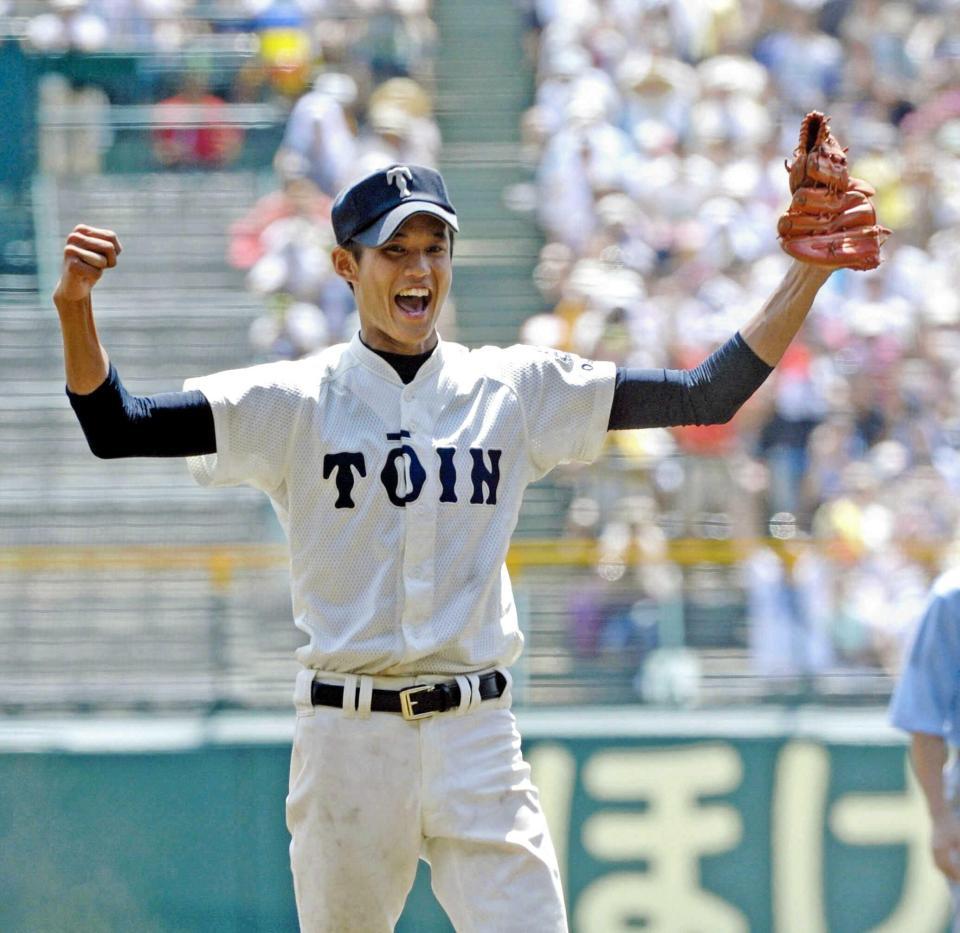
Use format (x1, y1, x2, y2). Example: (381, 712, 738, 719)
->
(311, 671, 507, 721)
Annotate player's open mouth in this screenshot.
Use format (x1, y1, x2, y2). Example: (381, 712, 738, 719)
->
(394, 287, 431, 318)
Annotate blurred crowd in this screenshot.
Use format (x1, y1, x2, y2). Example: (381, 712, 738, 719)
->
(228, 1, 440, 357)
(9, 0, 436, 71)
(14, 0, 442, 356)
(232, 61, 442, 358)
(516, 0, 960, 692)
(14, 0, 960, 697)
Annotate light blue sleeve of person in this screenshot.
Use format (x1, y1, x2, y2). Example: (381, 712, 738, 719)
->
(889, 571, 960, 743)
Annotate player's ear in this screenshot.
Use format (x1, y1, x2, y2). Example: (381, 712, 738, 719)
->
(331, 245, 360, 287)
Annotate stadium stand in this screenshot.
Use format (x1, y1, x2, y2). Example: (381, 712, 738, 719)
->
(4, 0, 958, 712)
(516, 0, 960, 702)
(0, 0, 565, 712)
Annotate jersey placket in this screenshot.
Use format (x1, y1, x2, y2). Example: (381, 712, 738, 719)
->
(397, 379, 439, 652)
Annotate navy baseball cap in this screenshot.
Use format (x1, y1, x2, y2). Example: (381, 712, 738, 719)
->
(331, 164, 459, 247)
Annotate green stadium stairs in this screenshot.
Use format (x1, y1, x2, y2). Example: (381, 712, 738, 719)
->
(434, 0, 580, 541)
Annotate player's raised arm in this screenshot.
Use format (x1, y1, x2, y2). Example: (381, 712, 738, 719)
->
(743, 110, 888, 365)
(605, 261, 830, 433)
(607, 111, 887, 433)
(52, 224, 216, 459)
(738, 261, 831, 365)
(53, 224, 121, 394)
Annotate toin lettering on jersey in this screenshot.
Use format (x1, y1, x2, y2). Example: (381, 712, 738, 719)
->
(323, 432, 502, 508)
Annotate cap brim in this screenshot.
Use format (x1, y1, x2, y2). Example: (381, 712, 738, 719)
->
(352, 201, 459, 247)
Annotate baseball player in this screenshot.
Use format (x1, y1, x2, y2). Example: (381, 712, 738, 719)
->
(55, 163, 837, 932)
(890, 570, 960, 929)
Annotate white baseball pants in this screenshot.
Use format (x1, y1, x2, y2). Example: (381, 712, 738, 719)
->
(286, 669, 567, 933)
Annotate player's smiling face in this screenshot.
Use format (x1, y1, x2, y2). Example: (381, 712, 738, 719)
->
(333, 213, 453, 355)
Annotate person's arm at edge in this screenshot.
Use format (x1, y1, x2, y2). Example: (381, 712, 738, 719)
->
(910, 731, 960, 882)
(739, 261, 832, 366)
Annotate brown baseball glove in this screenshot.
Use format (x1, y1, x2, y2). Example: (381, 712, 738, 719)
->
(778, 111, 890, 270)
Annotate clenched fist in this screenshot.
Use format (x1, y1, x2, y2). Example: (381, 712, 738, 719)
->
(53, 225, 122, 305)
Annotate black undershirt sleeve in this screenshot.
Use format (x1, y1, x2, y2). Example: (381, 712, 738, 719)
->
(67, 343, 435, 460)
(607, 332, 773, 430)
(66, 333, 771, 457)
(67, 363, 216, 458)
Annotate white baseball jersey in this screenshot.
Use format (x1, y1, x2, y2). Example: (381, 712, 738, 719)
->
(185, 333, 615, 676)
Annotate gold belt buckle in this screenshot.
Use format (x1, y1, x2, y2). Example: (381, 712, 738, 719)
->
(399, 684, 436, 721)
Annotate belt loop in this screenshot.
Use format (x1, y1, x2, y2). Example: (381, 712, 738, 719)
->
(294, 667, 317, 717)
(466, 673, 482, 713)
(454, 675, 471, 715)
(356, 675, 374, 719)
(341, 674, 359, 718)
